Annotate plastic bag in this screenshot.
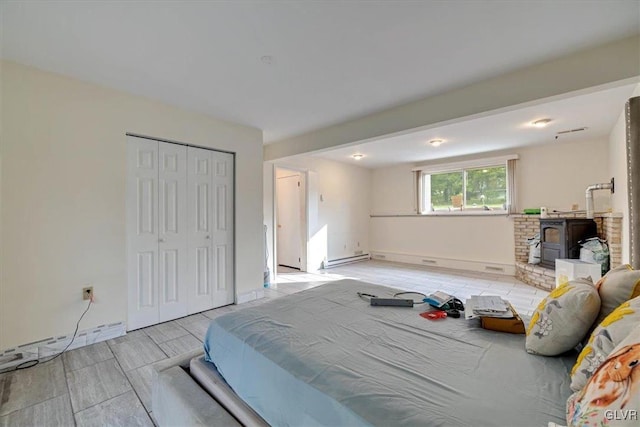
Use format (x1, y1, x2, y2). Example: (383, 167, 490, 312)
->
(579, 237, 610, 275)
(527, 233, 541, 265)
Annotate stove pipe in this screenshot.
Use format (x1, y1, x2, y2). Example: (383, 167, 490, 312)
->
(585, 177, 614, 219)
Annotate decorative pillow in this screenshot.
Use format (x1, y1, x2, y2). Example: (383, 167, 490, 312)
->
(595, 264, 640, 323)
(526, 278, 600, 356)
(570, 295, 640, 392)
(567, 323, 640, 426)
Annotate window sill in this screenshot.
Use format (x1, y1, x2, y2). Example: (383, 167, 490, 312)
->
(370, 212, 509, 218)
(427, 210, 508, 216)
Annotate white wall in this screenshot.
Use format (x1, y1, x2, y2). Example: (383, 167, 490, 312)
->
(264, 156, 371, 270)
(516, 138, 611, 212)
(370, 138, 611, 269)
(609, 84, 640, 264)
(0, 61, 264, 350)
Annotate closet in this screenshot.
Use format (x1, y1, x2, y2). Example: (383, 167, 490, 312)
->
(126, 136, 234, 330)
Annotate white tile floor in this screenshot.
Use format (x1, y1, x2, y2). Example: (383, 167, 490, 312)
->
(272, 260, 545, 317)
(0, 260, 547, 425)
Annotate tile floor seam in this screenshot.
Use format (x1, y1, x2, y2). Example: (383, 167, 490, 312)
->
(0, 359, 69, 418)
(117, 361, 153, 422)
(0, 392, 66, 420)
(68, 349, 155, 425)
(60, 353, 78, 426)
(0, 394, 75, 426)
(155, 341, 171, 360)
(66, 358, 131, 414)
(70, 387, 132, 415)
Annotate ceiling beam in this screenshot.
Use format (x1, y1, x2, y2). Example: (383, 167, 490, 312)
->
(264, 35, 640, 161)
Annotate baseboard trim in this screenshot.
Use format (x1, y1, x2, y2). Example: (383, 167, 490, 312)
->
(370, 251, 515, 276)
(324, 254, 371, 268)
(0, 321, 126, 373)
(236, 288, 266, 304)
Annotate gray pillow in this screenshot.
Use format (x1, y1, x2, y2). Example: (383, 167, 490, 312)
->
(526, 278, 600, 356)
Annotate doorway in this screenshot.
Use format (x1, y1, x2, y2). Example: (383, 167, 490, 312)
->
(275, 168, 306, 272)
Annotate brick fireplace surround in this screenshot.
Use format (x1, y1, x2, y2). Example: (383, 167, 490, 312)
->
(512, 213, 622, 290)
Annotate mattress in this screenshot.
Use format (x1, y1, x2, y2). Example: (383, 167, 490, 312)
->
(204, 279, 574, 426)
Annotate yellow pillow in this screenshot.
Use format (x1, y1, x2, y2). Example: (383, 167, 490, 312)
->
(570, 295, 640, 392)
(567, 323, 640, 426)
(526, 278, 600, 356)
(595, 264, 640, 323)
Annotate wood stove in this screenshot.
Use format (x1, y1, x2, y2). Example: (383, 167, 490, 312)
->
(539, 218, 597, 269)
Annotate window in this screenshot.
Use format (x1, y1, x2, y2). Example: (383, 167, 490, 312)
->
(415, 155, 517, 215)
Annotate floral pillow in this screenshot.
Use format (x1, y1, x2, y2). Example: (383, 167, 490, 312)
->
(570, 295, 640, 392)
(526, 278, 600, 356)
(567, 323, 640, 426)
(595, 264, 640, 324)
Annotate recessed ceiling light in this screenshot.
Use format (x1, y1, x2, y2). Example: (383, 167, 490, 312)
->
(532, 118, 552, 128)
(351, 154, 364, 160)
(429, 139, 444, 147)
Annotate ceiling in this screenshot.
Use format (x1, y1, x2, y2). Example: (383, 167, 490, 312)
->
(1, 1, 639, 159)
(314, 83, 639, 168)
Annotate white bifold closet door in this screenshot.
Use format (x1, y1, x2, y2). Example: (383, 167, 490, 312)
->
(187, 146, 234, 314)
(127, 136, 188, 329)
(127, 136, 234, 330)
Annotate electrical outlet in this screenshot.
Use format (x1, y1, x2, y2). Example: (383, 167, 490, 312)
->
(83, 286, 93, 300)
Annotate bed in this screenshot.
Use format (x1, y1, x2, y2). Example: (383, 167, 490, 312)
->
(194, 279, 574, 426)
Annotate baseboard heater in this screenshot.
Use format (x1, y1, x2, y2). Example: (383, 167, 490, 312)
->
(324, 254, 370, 268)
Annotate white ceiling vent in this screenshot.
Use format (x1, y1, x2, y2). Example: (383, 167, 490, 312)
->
(556, 127, 588, 135)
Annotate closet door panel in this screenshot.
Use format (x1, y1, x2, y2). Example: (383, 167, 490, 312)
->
(127, 136, 159, 330)
(187, 147, 215, 314)
(158, 143, 188, 321)
(128, 137, 234, 327)
(211, 151, 235, 307)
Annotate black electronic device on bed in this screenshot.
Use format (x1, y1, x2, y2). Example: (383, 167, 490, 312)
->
(370, 297, 414, 307)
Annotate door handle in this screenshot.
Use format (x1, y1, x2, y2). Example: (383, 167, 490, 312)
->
(159, 238, 165, 243)
(205, 235, 211, 239)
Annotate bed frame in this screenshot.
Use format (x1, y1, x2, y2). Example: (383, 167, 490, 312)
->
(153, 285, 574, 426)
(151, 349, 267, 426)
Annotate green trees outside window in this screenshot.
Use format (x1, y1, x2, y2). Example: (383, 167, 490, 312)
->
(429, 165, 506, 211)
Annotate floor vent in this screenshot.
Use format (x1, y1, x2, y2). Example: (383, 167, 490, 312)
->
(485, 266, 505, 272)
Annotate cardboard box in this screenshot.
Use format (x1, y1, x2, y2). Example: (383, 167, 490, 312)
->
(480, 304, 526, 334)
(555, 259, 601, 288)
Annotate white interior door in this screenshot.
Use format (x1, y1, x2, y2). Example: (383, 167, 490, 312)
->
(127, 137, 160, 329)
(187, 147, 214, 313)
(158, 142, 188, 322)
(128, 137, 234, 327)
(277, 174, 302, 269)
(187, 147, 235, 313)
(210, 150, 234, 308)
